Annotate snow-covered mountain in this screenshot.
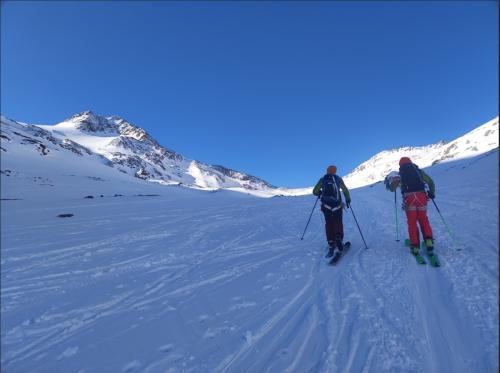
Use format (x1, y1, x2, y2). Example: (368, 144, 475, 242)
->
(1, 111, 307, 197)
(1, 112, 498, 198)
(343, 117, 499, 188)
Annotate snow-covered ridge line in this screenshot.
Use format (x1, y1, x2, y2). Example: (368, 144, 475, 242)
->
(1, 112, 497, 196)
(343, 116, 499, 189)
(1, 111, 305, 197)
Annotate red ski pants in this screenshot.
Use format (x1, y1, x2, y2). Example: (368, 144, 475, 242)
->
(321, 205, 343, 242)
(404, 191, 433, 247)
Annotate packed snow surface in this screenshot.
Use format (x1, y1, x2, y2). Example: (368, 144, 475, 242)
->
(1, 146, 498, 372)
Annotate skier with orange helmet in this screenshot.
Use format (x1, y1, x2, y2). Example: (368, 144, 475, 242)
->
(312, 165, 351, 258)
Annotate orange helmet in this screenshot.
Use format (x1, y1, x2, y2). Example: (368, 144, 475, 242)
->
(399, 157, 411, 166)
(326, 165, 337, 174)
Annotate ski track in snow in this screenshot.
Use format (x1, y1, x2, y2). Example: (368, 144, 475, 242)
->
(1, 154, 498, 372)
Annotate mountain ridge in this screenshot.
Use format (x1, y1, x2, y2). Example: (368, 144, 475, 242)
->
(343, 116, 499, 188)
(1, 112, 498, 196)
(1, 112, 293, 197)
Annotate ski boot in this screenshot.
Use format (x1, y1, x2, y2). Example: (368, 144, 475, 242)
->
(325, 241, 335, 258)
(424, 238, 434, 256)
(335, 234, 344, 253)
(410, 245, 426, 264)
(424, 238, 440, 266)
(329, 235, 344, 262)
(410, 245, 420, 255)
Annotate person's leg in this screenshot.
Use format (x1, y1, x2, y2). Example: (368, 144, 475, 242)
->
(404, 194, 420, 252)
(405, 209, 419, 249)
(417, 210, 433, 252)
(322, 207, 336, 255)
(331, 208, 344, 251)
(414, 192, 433, 252)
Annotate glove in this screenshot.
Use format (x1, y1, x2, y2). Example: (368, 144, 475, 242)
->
(427, 191, 435, 200)
(345, 200, 351, 209)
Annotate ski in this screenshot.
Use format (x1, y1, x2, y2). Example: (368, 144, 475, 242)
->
(427, 253, 441, 267)
(412, 252, 427, 265)
(420, 242, 441, 267)
(329, 241, 351, 265)
(404, 238, 426, 265)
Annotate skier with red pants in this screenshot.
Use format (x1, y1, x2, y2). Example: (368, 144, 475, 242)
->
(312, 165, 351, 258)
(393, 157, 436, 256)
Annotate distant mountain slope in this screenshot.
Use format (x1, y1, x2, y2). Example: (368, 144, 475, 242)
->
(343, 117, 499, 188)
(1, 112, 497, 196)
(1, 112, 306, 197)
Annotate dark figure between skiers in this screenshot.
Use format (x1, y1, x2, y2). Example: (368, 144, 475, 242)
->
(312, 165, 351, 259)
(390, 157, 436, 257)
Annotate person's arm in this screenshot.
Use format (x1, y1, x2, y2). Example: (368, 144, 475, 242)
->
(312, 178, 323, 196)
(338, 177, 351, 204)
(421, 170, 435, 197)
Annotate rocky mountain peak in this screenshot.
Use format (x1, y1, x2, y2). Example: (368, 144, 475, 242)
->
(66, 111, 119, 134)
(64, 112, 154, 144)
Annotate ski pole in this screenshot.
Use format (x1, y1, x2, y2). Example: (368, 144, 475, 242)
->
(430, 198, 460, 250)
(300, 196, 320, 240)
(349, 205, 368, 249)
(394, 191, 400, 242)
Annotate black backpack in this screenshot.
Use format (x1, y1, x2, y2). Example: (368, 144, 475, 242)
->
(321, 174, 341, 206)
(399, 163, 425, 193)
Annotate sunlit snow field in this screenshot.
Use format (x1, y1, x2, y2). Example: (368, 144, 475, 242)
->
(1, 150, 498, 372)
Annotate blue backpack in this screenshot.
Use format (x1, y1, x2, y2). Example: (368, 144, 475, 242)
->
(321, 174, 341, 206)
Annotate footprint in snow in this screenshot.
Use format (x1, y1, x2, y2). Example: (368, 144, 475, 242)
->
(203, 326, 231, 340)
(122, 360, 141, 372)
(56, 346, 79, 360)
(158, 344, 174, 353)
(278, 348, 289, 356)
(198, 314, 210, 323)
(229, 302, 256, 312)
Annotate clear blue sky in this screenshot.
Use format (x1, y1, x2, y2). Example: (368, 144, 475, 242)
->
(1, 1, 498, 187)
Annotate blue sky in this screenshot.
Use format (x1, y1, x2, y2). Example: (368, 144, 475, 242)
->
(1, 1, 498, 187)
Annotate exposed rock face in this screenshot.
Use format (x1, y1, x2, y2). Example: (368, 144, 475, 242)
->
(0, 112, 282, 195)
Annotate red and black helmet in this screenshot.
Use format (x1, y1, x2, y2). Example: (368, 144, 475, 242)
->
(399, 157, 412, 166)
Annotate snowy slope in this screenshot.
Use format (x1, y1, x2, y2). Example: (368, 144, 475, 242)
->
(0, 114, 309, 201)
(2, 113, 497, 197)
(32, 111, 302, 196)
(343, 117, 499, 188)
(0, 115, 170, 200)
(1, 146, 498, 372)
(1, 111, 305, 197)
